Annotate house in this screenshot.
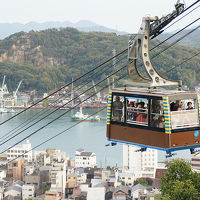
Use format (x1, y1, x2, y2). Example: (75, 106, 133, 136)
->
(75, 149, 96, 168)
(87, 187, 105, 200)
(50, 160, 66, 198)
(7, 140, 32, 162)
(4, 185, 22, 199)
(7, 158, 25, 182)
(24, 167, 49, 196)
(45, 190, 59, 200)
(22, 185, 35, 199)
(119, 172, 135, 187)
(112, 185, 131, 200)
(131, 184, 148, 200)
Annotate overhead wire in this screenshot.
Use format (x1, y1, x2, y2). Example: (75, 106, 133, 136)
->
(7, 72, 128, 164)
(0, 53, 127, 147)
(0, 63, 128, 155)
(151, 24, 200, 59)
(7, 45, 200, 163)
(0, 48, 128, 126)
(2, 15, 200, 152)
(0, 53, 127, 144)
(163, 1, 200, 32)
(1, 0, 199, 126)
(151, 17, 200, 51)
(1, 0, 200, 155)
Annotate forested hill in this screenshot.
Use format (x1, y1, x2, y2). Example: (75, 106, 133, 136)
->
(0, 27, 199, 93)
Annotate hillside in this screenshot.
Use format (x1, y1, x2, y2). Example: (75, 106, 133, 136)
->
(0, 28, 199, 93)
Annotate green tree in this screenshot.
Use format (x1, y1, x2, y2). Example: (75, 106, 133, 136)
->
(160, 159, 200, 200)
(134, 178, 148, 186)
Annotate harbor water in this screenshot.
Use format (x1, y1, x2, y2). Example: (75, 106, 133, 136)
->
(0, 108, 193, 167)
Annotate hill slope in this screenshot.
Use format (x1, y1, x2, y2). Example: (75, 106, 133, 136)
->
(0, 28, 199, 93)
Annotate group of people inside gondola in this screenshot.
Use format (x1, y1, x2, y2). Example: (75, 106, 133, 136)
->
(112, 95, 194, 127)
(170, 100, 194, 111)
(127, 100, 148, 124)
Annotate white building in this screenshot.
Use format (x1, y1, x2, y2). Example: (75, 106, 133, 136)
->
(119, 172, 135, 187)
(22, 185, 35, 200)
(123, 145, 157, 179)
(50, 160, 66, 197)
(87, 187, 105, 200)
(75, 149, 96, 168)
(7, 140, 32, 162)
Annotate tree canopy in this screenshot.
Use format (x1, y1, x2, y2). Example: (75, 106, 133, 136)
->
(160, 159, 200, 200)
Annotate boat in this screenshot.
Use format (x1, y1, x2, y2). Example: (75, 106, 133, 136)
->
(71, 107, 100, 122)
(0, 107, 8, 113)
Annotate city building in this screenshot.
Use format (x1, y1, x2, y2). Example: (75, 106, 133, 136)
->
(24, 167, 50, 196)
(45, 190, 59, 200)
(7, 158, 25, 182)
(34, 151, 50, 167)
(87, 187, 105, 200)
(4, 185, 22, 199)
(123, 145, 157, 178)
(119, 172, 135, 187)
(7, 140, 32, 162)
(112, 185, 131, 200)
(22, 185, 35, 199)
(75, 149, 96, 168)
(50, 160, 66, 198)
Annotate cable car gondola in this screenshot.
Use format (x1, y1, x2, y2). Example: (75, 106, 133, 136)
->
(106, 1, 200, 156)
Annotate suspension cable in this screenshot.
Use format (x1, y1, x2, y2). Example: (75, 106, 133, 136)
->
(0, 63, 128, 155)
(0, 48, 128, 126)
(0, 53, 127, 144)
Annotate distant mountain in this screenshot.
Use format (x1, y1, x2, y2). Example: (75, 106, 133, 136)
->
(0, 20, 127, 39)
(157, 27, 200, 47)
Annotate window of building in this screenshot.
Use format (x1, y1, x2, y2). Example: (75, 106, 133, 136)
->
(111, 95, 124, 122)
(126, 97, 148, 126)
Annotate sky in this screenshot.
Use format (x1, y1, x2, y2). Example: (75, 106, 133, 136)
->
(0, 0, 199, 33)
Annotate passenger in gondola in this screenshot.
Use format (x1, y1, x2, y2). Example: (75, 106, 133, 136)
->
(186, 102, 193, 110)
(174, 100, 183, 111)
(157, 116, 165, 128)
(113, 96, 123, 121)
(170, 102, 175, 111)
(136, 102, 147, 123)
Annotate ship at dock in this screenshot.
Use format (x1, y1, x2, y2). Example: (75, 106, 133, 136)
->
(71, 107, 100, 122)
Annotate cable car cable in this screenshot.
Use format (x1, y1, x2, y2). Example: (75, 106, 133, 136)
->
(151, 17, 200, 51)
(165, 50, 200, 74)
(0, 48, 128, 126)
(7, 72, 128, 164)
(151, 24, 200, 59)
(1, 21, 198, 149)
(163, 2, 200, 32)
(0, 63, 128, 154)
(1, 1, 199, 127)
(0, 53, 127, 144)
